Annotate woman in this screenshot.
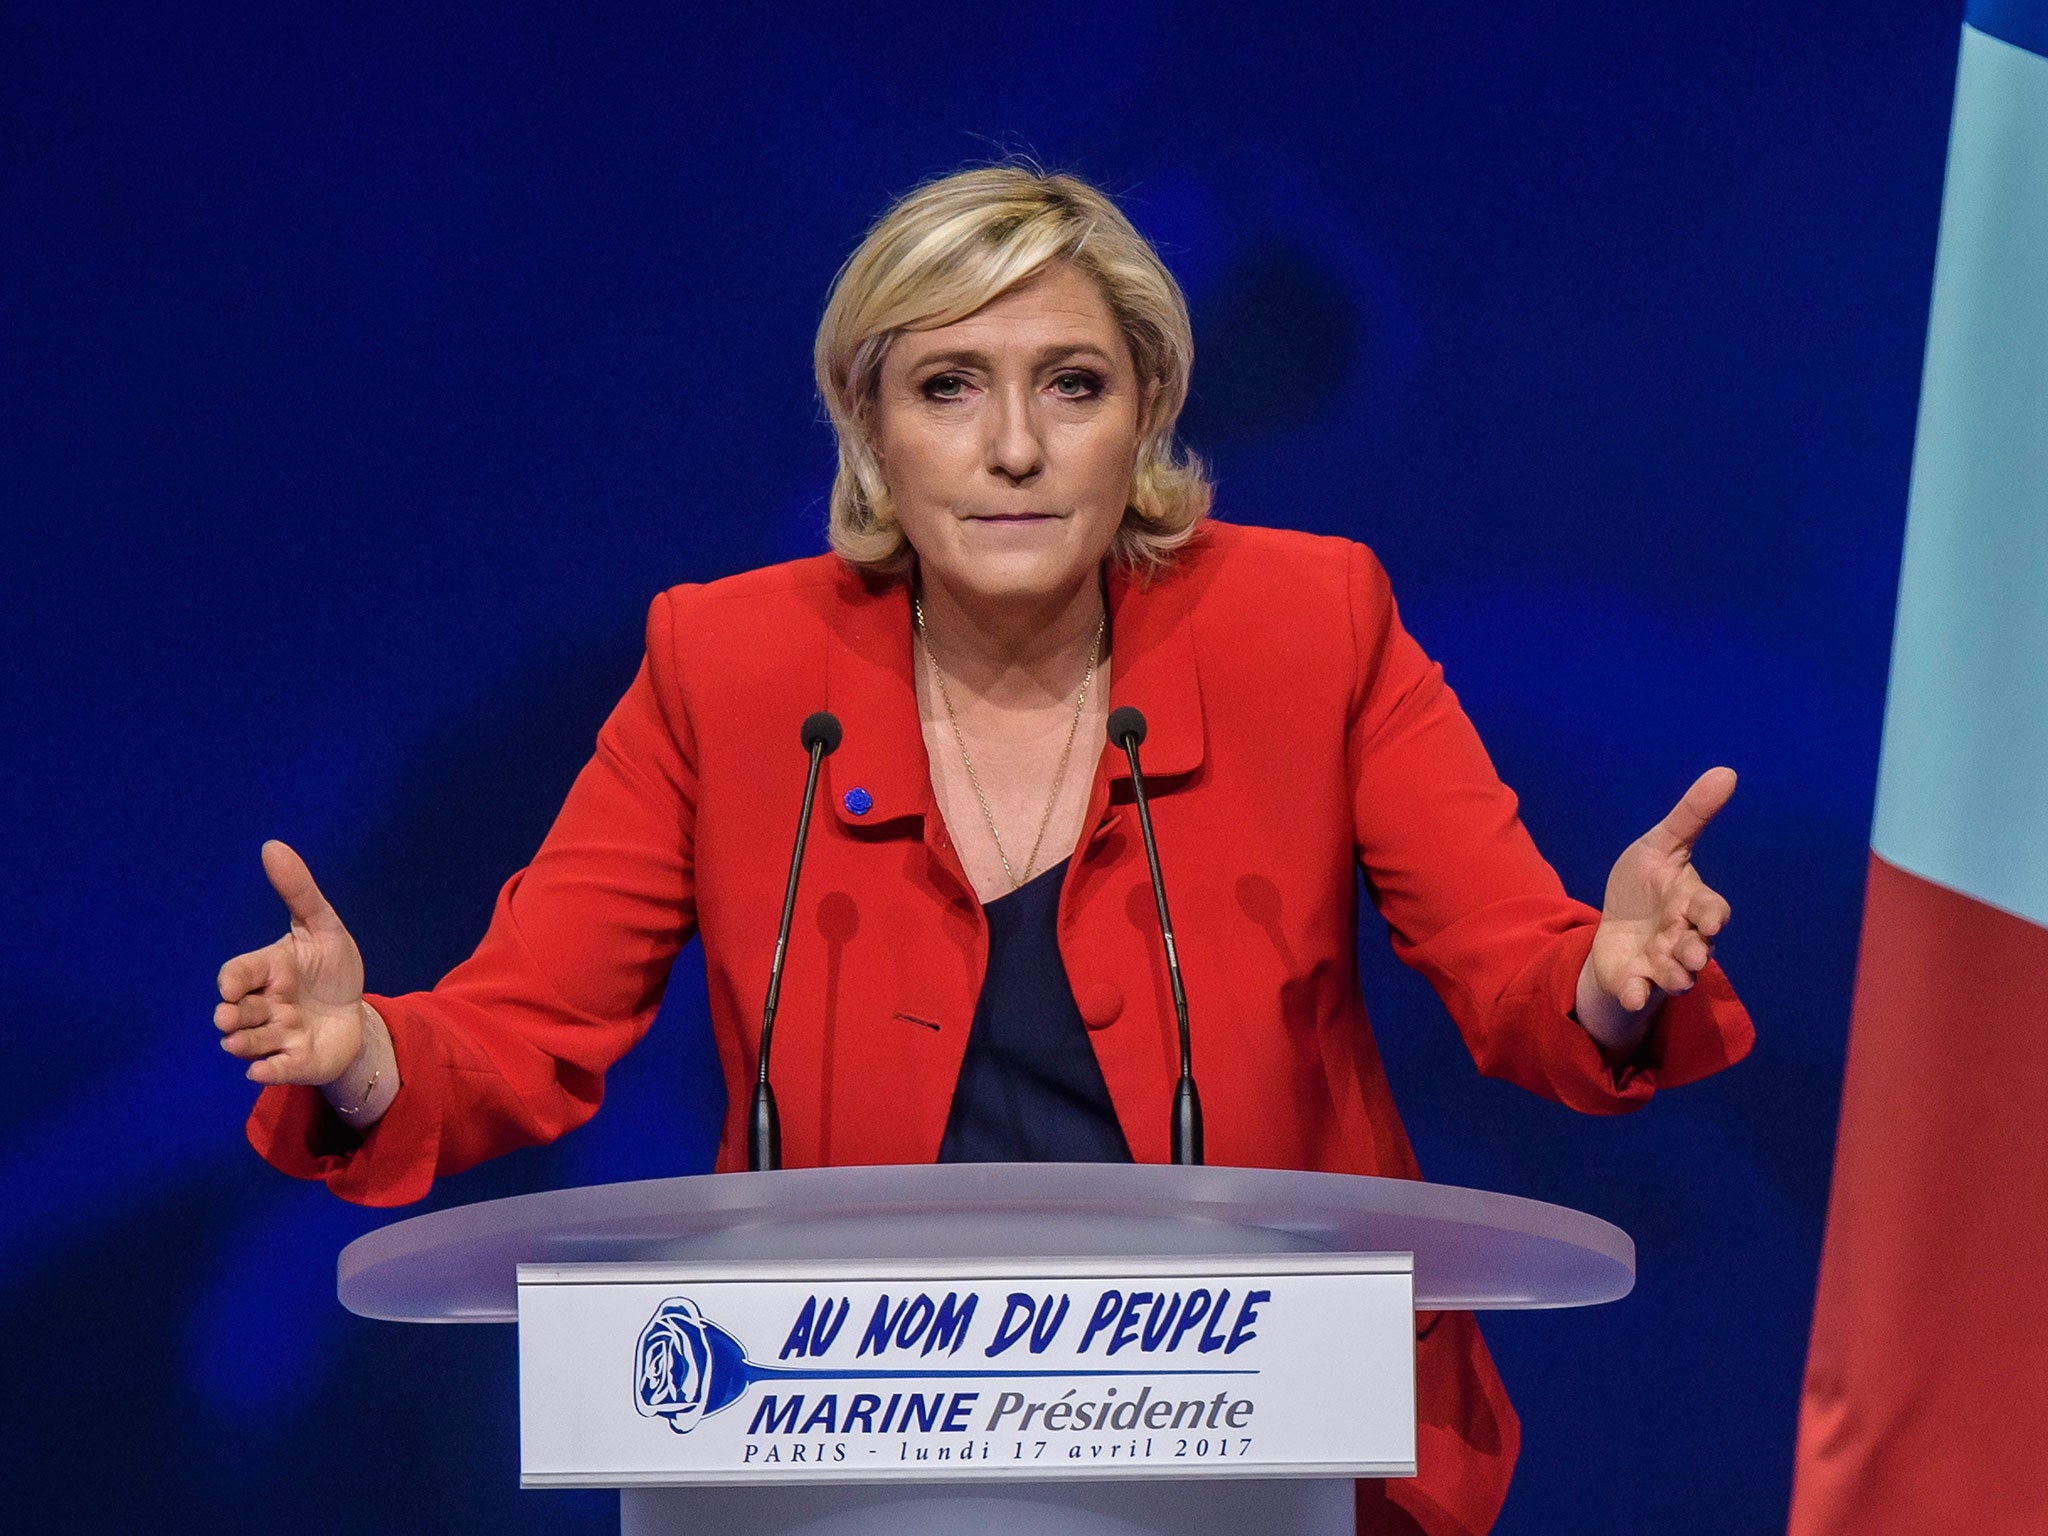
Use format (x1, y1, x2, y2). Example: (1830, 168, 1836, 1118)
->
(215, 166, 1752, 1535)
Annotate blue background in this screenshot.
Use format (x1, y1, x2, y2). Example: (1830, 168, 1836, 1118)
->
(0, 3, 1965, 1530)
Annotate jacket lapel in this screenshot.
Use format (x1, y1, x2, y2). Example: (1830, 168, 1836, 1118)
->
(822, 569, 929, 829)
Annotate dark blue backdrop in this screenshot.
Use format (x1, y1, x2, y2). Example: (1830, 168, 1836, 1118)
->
(1, 4, 1962, 1530)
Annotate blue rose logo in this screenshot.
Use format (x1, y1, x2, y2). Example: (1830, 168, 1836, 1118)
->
(633, 1297, 750, 1433)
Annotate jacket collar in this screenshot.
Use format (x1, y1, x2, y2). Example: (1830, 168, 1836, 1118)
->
(1101, 554, 1205, 786)
(823, 554, 1206, 831)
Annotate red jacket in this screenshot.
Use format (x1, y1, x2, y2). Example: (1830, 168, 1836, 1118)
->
(249, 520, 1753, 1534)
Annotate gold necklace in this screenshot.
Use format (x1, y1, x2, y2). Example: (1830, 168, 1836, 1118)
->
(914, 595, 1106, 892)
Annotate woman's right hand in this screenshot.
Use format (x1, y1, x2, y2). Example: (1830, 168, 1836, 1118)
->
(216, 840, 367, 1086)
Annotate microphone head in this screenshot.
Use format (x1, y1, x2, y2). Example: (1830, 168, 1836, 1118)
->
(800, 711, 843, 756)
(1107, 706, 1147, 748)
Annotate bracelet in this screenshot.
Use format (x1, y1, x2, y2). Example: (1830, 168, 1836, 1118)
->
(332, 1067, 382, 1119)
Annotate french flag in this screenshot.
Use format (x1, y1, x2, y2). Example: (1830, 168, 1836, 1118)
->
(1790, 3, 2048, 1531)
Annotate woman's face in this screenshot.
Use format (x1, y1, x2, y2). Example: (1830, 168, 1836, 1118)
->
(870, 262, 1147, 611)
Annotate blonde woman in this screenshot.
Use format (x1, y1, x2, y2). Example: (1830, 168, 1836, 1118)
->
(218, 166, 1751, 1535)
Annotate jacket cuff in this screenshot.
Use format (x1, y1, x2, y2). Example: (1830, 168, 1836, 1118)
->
(242, 994, 446, 1208)
(1529, 929, 1755, 1114)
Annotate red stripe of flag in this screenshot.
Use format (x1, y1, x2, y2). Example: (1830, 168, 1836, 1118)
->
(1790, 854, 2048, 1532)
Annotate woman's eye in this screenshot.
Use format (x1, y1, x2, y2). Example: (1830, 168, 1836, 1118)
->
(921, 374, 967, 400)
(1050, 371, 1101, 399)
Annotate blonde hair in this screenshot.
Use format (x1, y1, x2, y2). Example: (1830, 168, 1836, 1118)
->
(814, 165, 1212, 574)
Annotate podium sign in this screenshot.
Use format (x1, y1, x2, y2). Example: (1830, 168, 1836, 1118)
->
(519, 1252, 1415, 1488)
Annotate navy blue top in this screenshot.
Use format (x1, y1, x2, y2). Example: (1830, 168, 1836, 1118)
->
(936, 858, 1134, 1164)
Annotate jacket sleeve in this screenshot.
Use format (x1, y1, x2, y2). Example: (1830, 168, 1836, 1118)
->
(244, 588, 702, 1204)
(1343, 543, 1753, 1114)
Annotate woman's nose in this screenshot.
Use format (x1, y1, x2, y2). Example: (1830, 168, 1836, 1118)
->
(984, 388, 1045, 484)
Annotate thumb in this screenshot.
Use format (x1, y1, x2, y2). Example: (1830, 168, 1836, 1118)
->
(1617, 972, 1656, 1015)
(261, 840, 343, 933)
(1647, 766, 1737, 854)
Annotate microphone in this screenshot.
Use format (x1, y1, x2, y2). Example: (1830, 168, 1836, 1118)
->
(1107, 705, 1203, 1167)
(750, 710, 843, 1172)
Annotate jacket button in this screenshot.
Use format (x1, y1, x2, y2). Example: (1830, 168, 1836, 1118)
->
(1075, 983, 1124, 1030)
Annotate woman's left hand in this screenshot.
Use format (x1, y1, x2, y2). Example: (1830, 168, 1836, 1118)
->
(1576, 767, 1737, 1053)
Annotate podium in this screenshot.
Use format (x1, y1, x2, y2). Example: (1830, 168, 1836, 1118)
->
(340, 1163, 1633, 1536)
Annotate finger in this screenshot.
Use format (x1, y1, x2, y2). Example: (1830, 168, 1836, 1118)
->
(1673, 931, 1713, 974)
(1617, 974, 1656, 1013)
(261, 840, 343, 933)
(245, 1052, 304, 1086)
(1652, 956, 1695, 995)
(1648, 767, 1738, 854)
(232, 993, 282, 1030)
(217, 939, 284, 1002)
(221, 1024, 288, 1060)
(1687, 886, 1732, 938)
(214, 997, 274, 1034)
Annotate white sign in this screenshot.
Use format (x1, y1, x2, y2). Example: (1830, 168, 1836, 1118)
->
(518, 1253, 1415, 1487)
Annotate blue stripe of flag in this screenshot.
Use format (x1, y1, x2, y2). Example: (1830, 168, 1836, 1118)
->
(1869, 20, 2048, 930)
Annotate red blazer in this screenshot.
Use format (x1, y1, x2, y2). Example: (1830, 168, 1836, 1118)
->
(249, 521, 1752, 1535)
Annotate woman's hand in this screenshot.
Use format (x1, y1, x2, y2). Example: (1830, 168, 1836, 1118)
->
(1577, 768, 1737, 1054)
(215, 840, 367, 1086)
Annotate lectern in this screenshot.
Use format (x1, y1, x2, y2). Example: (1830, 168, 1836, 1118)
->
(339, 1163, 1633, 1536)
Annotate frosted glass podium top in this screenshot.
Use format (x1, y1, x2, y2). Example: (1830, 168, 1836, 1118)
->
(338, 1162, 1633, 1323)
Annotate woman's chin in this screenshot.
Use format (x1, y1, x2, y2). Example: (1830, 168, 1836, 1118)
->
(927, 552, 1096, 610)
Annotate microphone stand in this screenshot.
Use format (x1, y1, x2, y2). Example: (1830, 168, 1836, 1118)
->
(1108, 706, 1204, 1166)
(750, 710, 842, 1172)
